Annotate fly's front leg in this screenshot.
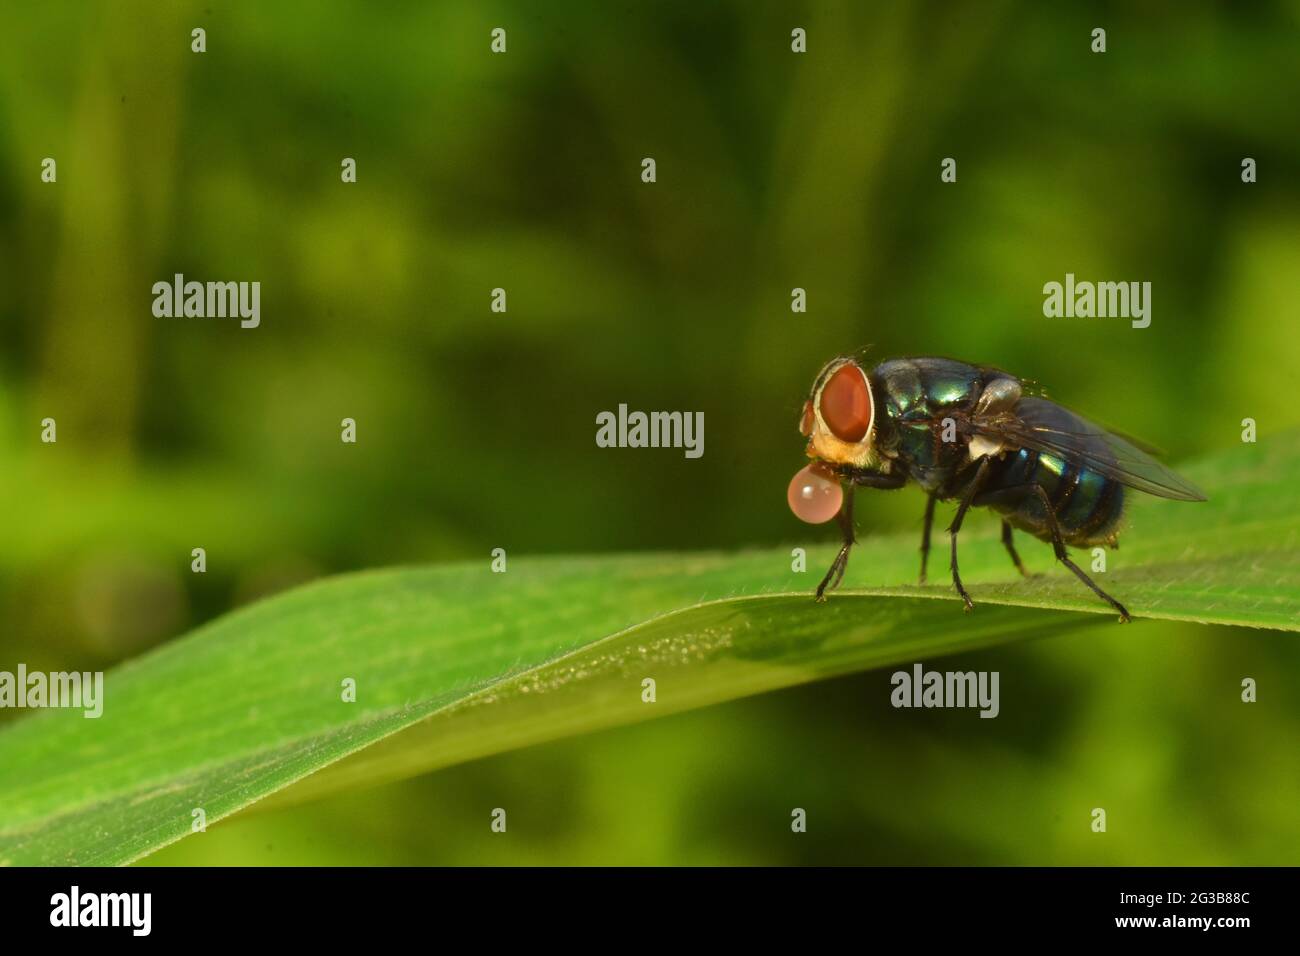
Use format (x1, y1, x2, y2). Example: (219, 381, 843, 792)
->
(949, 457, 992, 612)
(813, 466, 905, 602)
(815, 488, 854, 602)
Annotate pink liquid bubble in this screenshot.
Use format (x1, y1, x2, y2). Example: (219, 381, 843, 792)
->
(787, 463, 843, 524)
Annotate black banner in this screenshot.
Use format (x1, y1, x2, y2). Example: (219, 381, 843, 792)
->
(0, 866, 1287, 943)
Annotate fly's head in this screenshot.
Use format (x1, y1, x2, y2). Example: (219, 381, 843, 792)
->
(799, 356, 879, 470)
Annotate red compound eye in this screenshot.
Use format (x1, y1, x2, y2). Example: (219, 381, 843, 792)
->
(818, 364, 873, 442)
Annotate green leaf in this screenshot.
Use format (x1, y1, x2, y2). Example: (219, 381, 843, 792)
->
(0, 434, 1295, 865)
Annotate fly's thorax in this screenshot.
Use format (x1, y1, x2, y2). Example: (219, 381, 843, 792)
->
(873, 357, 986, 422)
(869, 357, 1017, 481)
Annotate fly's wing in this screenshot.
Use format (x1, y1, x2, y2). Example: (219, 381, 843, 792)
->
(973, 396, 1207, 501)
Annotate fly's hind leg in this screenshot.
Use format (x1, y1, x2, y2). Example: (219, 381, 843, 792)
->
(1000, 520, 1032, 578)
(1029, 485, 1131, 623)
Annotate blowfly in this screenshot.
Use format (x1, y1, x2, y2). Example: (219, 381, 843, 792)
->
(788, 355, 1206, 622)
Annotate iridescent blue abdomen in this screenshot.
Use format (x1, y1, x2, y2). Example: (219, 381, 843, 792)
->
(984, 446, 1125, 546)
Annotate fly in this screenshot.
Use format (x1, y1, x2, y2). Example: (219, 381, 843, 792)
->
(787, 355, 1206, 622)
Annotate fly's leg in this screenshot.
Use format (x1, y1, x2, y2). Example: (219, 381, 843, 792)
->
(1001, 520, 1032, 578)
(813, 467, 905, 602)
(1029, 485, 1131, 623)
(815, 488, 855, 602)
(949, 457, 992, 612)
(918, 494, 937, 584)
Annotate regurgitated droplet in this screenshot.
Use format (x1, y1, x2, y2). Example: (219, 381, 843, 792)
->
(787, 462, 843, 524)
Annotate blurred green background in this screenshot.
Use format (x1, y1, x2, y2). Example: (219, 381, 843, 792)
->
(1, 0, 1298, 864)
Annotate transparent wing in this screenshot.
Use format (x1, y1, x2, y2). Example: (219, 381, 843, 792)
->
(973, 396, 1207, 501)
